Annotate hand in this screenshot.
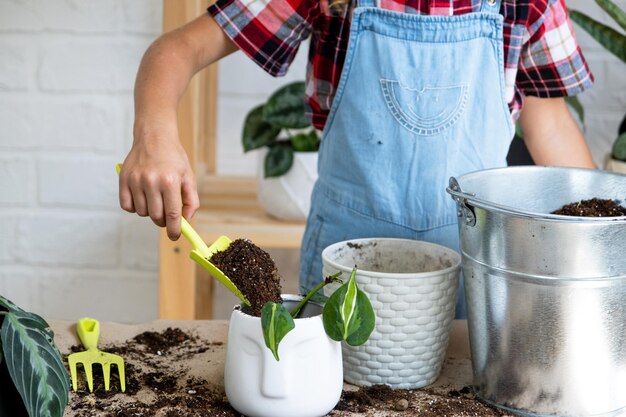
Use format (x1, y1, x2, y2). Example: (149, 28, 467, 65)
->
(119, 123, 199, 240)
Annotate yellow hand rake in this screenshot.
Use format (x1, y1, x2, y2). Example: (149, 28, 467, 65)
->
(67, 317, 126, 392)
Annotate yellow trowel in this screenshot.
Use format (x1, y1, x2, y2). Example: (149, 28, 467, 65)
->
(116, 164, 249, 306)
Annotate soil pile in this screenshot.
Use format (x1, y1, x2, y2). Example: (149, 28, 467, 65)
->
(210, 238, 282, 316)
(552, 198, 626, 217)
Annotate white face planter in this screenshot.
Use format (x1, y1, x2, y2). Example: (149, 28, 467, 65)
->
(224, 295, 343, 417)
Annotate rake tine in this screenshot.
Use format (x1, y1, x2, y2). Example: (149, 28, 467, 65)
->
(68, 357, 79, 392)
(117, 360, 126, 393)
(83, 361, 94, 392)
(102, 362, 111, 391)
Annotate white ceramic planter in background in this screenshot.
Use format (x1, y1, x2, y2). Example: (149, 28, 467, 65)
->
(322, 238, 461, 389)
(256, 150, 318, 221)
(224, 294, 342, 417)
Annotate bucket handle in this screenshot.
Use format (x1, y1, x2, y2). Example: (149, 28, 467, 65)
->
(447, 177, 476, 227)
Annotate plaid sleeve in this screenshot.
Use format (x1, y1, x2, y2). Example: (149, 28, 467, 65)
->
(516, 0, 593, 98)
(209, 0, 317, 76)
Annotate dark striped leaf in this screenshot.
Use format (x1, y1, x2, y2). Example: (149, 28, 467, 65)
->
(612, 131, 626, 160)
(242, 105, 281, 152)
(263, 82, 310, 129)
(595, 0, 626, 32)
(291, 130, 320, 152)
(1, 309, 69, 417)
(570, 10, 626, 63)
(264, 143, 293, 177)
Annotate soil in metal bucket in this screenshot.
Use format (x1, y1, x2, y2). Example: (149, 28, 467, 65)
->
(209, 238, 282, 316)
(551, 198, 626, 217)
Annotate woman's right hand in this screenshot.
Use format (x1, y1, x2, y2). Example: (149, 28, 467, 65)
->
(119, 120, 199, 241)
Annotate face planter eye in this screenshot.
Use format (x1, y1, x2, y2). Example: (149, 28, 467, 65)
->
(241, 335, 262, 356)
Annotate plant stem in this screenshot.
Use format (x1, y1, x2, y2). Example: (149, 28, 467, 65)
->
(290, 272, 343, 318)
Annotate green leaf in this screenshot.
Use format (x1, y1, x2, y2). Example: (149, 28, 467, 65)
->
(595, 0, 626, 32)
(264, 143, 294, 177)
(0, 295, 24, 313)
(291, 130, 320, 152)
(612, 131, 626, 160)
(261, 302, 295, 361)
(263, 82, 310, 129)
(323, 267, 375, 346)
(569, 10, 626, 63)
(565, 95, 585, 125)
(242, 105, 282, 152)
(1, 310, 69, 417)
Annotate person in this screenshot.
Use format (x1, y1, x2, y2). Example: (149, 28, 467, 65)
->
(119, 0, 596, 317)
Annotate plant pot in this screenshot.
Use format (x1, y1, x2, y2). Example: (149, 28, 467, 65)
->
(256, 150, 318, 221)
(224, 294, 342, 417)
(604, 154, 626, 174)
(322, 238, 461, 389)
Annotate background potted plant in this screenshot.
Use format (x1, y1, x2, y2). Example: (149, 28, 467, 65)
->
(569, 0, 626, 173)
(0, 295, 69, 417)
(242, 81, 320, 221)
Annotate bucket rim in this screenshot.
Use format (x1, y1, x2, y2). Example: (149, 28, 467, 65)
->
(447, 166, 626, 223)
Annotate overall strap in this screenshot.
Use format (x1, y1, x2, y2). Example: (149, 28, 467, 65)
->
(480, 0, 502, 13)
(358, 0, 376, 8)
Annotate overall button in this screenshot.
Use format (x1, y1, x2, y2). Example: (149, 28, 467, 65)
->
(487, 0, 496, 5)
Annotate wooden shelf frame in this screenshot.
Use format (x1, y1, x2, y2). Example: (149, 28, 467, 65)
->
(159, 0, 305, 320)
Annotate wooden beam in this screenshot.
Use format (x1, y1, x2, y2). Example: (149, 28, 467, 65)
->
(159, 0, 218, 319)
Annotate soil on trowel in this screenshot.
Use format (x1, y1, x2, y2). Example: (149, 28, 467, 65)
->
(551, 198, 626, 217)
(209, 238, 282, 316)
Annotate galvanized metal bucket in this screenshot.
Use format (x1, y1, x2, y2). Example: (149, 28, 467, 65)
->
(446, 166, 626, 417)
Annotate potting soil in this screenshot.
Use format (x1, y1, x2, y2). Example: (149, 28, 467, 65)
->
(552, 198, 626, 217)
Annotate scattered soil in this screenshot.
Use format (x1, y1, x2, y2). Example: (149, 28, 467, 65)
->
(331, 384, 509, 417)
(66, 327, 234, 417)
(552, 198, 626, 217)
(210, 238, 282, 316)
(66, 327, 510, 416)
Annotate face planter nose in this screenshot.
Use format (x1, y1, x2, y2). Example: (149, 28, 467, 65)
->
(260, 353, 289, 399)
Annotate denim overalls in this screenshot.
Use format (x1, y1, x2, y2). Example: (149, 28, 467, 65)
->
(299, 0, 514, 318)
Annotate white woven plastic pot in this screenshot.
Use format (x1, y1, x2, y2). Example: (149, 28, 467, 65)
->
(224, 295, 342, 417)
(256, 150, 318, 221)
(322, 238, 460, 389)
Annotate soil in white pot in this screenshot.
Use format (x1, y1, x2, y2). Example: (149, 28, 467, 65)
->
(209, 238, 282, 316)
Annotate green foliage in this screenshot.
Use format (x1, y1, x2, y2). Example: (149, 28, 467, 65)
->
(241, 81, 320, 177)
(570, 0, 626, 161)
(322, 267, 375, 346)
(612, 132, 626, 160)
(0, 295, 69, 417)
(260, 268, 375, 361)
(261, 302, 295, 361)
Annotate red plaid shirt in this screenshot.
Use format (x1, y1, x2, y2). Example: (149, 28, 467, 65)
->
(209, 0, 593, 129)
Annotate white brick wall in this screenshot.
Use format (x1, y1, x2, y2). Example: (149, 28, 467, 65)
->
(0, 0, 162, 323)
(0, 0, 623, 323)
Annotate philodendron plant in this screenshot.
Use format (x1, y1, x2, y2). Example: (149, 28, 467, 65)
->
(0, 295, 69, 417)
(261, 267, 375, 361)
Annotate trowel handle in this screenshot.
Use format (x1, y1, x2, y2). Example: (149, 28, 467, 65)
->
(76, 317, 100, 351)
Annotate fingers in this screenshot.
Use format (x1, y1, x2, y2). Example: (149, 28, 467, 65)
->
(162, 176, 183, 240)
(181, 176, 200, 221)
